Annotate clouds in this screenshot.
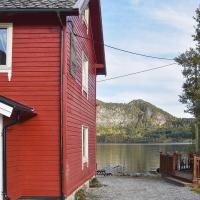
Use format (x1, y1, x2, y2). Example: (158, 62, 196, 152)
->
(150, 7, 195, 34)
(98, 0, 199, 118)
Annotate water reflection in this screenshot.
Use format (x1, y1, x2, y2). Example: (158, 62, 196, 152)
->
(97, 143, 194, 173)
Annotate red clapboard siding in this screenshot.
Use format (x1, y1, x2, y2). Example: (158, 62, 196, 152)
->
(0, 14, 61, 200)
(0, 2, 102, 198)
(63, 12, 97, 197)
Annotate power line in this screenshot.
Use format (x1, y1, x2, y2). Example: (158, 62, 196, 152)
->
(97, 63, 177, 83)
(104, 44, 174, 61)
(73, 32, 175, 61)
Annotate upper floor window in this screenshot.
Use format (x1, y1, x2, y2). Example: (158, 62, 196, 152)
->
(0, 28, 7, 65)
(70, 32, 77, 78)
(82, 7, 89, 30)
(82, 53, 89, 97)
(0, 23, 13, 81)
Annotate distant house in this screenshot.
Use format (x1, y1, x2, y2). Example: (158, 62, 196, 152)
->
(0, 0, 106, 199)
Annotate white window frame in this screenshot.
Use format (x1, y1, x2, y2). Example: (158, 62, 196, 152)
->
(82, 126, 89, 168)
(82, 52, 89, 97)
(82, 6, 89, 31)
(0, 23, 13, 81)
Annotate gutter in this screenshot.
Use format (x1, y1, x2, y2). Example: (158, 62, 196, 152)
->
(56, 12, 65, 200)
(2, 112, 20, 200)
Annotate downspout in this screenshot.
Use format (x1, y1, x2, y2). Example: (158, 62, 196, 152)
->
(56, 12, 65, 200)
(2, 112, 20, 200)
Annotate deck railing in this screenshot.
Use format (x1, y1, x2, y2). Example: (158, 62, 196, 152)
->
(193, 155, 200, 183)
(160, 152, 200, 184)
(175, 153, 193, 171)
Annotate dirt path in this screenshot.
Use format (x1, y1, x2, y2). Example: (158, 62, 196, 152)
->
(88, 176, 200, 200)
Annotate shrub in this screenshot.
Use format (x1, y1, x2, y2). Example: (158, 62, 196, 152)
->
(75, 189, 86, 200)
(89, 178, 102, 188)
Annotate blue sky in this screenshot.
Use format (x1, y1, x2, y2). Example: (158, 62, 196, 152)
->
(97, 0, 200, 118)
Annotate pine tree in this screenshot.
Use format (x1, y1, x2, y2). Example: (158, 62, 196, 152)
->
(175, 8, 200, 151)
(176, 8, 200, 117)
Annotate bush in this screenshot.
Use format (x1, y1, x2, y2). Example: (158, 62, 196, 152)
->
(75, 189, 86, 200)
(89, 178, 102, 188)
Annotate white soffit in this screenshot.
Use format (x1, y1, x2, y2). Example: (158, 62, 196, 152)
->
(73, 0, 90, 14)
(0, 102, 13, 117)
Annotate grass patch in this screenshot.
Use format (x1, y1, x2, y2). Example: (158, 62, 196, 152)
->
(192, 185, 200, 193)
(75, 189, 86, 200)
(89, 178, 103, 188)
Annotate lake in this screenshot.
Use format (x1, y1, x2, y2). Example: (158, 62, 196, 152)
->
(96, 143, 195, 173)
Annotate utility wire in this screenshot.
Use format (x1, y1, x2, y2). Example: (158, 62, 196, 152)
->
(73, 32, 175, 61)
(97, 63, 177, 83)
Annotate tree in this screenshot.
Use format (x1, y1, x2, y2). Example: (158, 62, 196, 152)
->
(175, 8, 200, 151)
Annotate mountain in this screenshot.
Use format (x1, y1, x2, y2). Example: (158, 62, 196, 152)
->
(96, 99, 194, 143)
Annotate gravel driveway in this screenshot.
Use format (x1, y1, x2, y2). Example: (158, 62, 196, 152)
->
(88, 176, 200, 200)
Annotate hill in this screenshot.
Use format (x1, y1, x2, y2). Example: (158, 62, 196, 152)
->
(96, 99, 194, 143)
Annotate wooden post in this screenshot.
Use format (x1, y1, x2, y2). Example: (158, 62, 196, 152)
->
(160, 152, 163, 174)
(193, 154, 197, 183)
(195, 122, 200, 152)
(172, 153, 177, 175)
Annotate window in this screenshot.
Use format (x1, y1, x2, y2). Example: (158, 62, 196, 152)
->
(82, 53, 89, 97)
(70, 32, 77, 77)
(82, 7, 89, 30)
(0, 23, 13, 81)
(82, 126, 89, 167)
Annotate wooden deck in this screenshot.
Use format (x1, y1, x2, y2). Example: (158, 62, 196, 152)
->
(160, 152, 200, 185)
(174, 171, 193, 182)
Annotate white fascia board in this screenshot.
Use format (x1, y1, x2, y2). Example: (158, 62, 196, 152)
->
(0, 102, 13, 117)
(73, 0, 90, 14)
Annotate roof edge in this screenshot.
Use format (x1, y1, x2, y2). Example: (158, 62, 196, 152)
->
(0, 0, 90, 15)
(0, 7, 79, 14)
(73, 0, 90, 14)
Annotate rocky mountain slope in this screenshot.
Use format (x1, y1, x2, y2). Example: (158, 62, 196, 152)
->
(96, 99, 194, 143)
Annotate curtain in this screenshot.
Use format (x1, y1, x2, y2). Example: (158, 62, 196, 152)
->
(0, 29, 7, 65)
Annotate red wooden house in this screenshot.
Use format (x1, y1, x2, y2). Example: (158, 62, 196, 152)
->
(0, 0, 106, 199)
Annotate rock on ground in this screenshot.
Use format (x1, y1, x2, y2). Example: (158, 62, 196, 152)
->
(87, 176, 200, 200)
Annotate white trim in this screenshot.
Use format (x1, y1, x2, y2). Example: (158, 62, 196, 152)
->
(82, 52, 89, 98)
(0, 102, 13, 117)
(0, 23, 13, 81)
(82, 126, 89, 169)
(82, 6, 90, 32)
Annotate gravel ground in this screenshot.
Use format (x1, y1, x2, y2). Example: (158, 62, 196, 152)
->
(88, 176, 200, 200)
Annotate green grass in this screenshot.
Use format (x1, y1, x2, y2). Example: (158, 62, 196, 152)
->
(192, 185, 200, 193)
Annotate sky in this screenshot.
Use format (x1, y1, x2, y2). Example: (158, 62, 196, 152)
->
(97, 0, 200, 118)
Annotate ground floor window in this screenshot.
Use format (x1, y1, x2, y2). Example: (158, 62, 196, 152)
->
(82, 126, 89, 167)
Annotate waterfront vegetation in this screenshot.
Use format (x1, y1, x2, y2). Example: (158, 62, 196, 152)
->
(97, 125, 194, 143)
